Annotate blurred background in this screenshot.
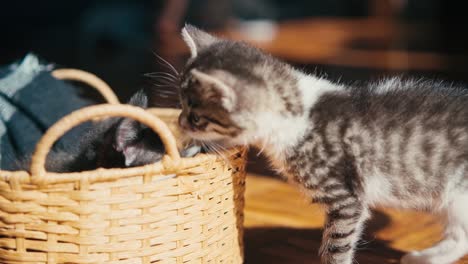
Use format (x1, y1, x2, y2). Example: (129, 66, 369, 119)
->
(2, 0, 468, 174)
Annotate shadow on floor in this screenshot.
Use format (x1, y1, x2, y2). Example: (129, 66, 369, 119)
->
(244, 210, 404, 264)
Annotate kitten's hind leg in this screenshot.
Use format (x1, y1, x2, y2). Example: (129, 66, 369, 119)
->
(401, 195, 468, 264)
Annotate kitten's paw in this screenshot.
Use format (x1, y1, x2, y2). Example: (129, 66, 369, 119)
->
(401, 251, 434, 264)
(181, 145, 201, 157)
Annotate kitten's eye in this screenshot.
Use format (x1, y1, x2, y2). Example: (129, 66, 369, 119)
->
(190, 113, 201, 124)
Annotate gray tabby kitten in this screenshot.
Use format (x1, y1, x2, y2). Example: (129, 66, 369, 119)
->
(177, 25, 468, 264)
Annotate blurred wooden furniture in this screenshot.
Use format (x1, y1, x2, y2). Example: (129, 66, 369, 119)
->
(244, 174, 468, 264)
(157, 18, 459, 72)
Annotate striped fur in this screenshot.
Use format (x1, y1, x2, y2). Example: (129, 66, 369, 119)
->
(179, 25, 468, 264)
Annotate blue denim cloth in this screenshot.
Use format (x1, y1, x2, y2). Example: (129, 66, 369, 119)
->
(0, 54, 94, 170)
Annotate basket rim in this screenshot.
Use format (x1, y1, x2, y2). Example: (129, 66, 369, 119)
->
(52, 68, 120, 105)
(0, 106, 245, 185)
(0, 148, 243, 185)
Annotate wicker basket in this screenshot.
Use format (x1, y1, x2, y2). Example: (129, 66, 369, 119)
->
(0, 69, 247, 263)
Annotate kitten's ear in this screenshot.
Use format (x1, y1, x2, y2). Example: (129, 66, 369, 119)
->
(191, 69, 236, 111)
(114, 90, 164, 167)
(127, 89, 148, 108)
(114, 90, 148, 166)
(114, 118, 142, 166)
(181, 24, 218, 58)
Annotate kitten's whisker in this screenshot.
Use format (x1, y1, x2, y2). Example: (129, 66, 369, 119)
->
(210, 141, 225, 151)
(150, 75, 178, 84)
(153, 81, 179, 90)
(154, 89, 177, 95)
(355, 238, 374, 251)
(152, 83, 178, 89)
(146, 72, 179, 80)
(357, 238, 374, 246)
(210, 142, 232, 165)
(152, 84, 172, 88)
(157, 86, 178, 91)
(151, 51, 179, 76)
(153, 82, 179, 89)
(206, 142, 223, 158)
(154, 93, 177, 99)
(207, 142, 220, 155)
(200, 142, 208, 153)
(205, 143, 226, 162)
(145, 72, 179, 81)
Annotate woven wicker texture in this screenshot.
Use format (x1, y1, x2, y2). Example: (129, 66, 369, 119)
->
(0, 70, 246, 263)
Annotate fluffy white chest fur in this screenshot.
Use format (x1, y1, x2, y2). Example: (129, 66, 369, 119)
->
(253, 73, 343, 175)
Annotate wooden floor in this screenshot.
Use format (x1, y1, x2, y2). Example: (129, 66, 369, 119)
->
(243, 174, 468, 264)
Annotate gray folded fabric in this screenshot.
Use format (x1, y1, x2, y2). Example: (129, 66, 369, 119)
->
(0, 54, 95, 170)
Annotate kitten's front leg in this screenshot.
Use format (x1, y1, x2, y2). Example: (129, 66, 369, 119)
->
(318, 194, 369, 264)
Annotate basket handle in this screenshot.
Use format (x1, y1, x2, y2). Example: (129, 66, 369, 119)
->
(30, 104, 181, 184)
(52, 68, 120, 104)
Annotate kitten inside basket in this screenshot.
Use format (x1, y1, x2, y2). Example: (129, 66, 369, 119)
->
(15, 89, 201, 172)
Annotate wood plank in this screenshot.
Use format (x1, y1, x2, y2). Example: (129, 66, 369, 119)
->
(157, 18, 457, 71)
(244, 174, 468, 263)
